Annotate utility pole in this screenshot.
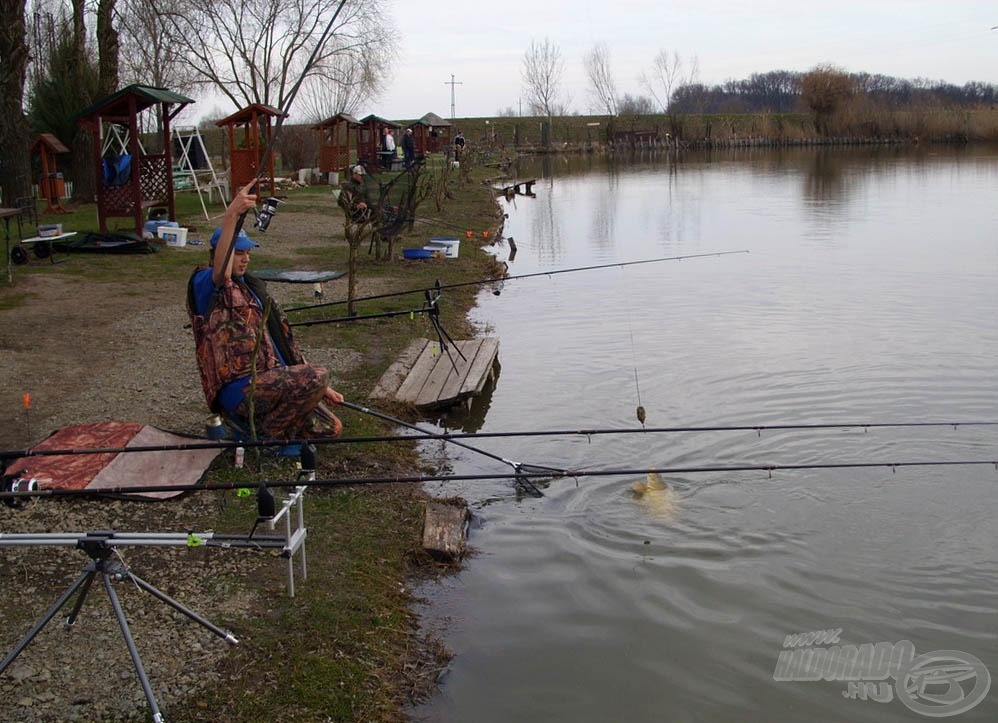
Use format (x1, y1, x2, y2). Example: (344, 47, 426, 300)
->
(445, 74, 463, 119)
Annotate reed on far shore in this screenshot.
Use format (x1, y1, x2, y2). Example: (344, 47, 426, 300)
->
(451, 107, 998, 151)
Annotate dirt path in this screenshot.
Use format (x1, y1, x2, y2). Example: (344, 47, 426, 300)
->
(0, 209, 383, 721)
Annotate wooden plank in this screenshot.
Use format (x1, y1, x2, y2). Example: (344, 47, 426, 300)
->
(413, 344, 463, 407)
(416, 339, 492, 408)
(395, 340, 443, 404)
(429, 340, 478, 405)
(460, 338, 499, 396)
(370, 338, 429, 400)
(422, 500, 469, 562)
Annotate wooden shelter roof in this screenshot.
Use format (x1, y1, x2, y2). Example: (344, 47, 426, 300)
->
(74, 84, 194, 122)
(215, 103, 287, 126)
(358, 114, 402, 128)
(313, 112, 362, 129)
(416, 112, 452, 127)
(31, 133, 69, 154)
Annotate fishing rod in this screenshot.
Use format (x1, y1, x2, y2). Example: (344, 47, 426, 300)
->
(1, 396, 559, 498)
(290, 304, 431, 326)
(3, 458, 997, 503)
(349, 419, 998, 441)
(284, 250, 749, 312)
(290, 283, 448, 328)
(4, 420, 996, 464)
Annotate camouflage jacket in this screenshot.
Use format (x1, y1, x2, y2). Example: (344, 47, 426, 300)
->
(187, 270, 303, 412)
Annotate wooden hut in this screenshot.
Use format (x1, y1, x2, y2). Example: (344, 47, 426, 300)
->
(74, 85, 194, 235)
(412, 113, 452, 155)
(355, 115, 402, 172)
(216, 104, 286, 197)
(29, 133, 70, 214)
(313, 112, 361, 182)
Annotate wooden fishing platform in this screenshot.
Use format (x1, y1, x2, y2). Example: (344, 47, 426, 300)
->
(370, 337, 500, 410)
(495, 178, 536, 197)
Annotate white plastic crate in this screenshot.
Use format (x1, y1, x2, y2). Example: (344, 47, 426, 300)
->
(158, 226, 188, 247)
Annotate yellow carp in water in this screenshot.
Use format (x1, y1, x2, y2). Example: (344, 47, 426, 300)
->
(631, 472, 677, 519)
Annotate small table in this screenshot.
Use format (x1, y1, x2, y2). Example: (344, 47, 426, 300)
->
(13, 232, 75, 267)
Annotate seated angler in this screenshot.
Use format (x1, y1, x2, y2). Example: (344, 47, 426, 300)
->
(187, 181, 344, 440)
(340, 164, 374, 222)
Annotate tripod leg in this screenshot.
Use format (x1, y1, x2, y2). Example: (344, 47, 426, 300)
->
(0, 569, 95, 673)
(126, 571, 240, 645)
(102, 570, 164, 723)
(432, 314, 467, 361)
(429, 316, 461, 375)
(65, 566, 98, 625)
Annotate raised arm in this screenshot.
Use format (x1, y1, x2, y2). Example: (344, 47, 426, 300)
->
(212, 181, 259, 286)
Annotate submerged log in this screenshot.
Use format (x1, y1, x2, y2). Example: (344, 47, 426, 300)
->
(422, 499, 470, 562)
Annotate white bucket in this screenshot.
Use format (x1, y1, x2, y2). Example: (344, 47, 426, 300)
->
(425, 237, 460, 258)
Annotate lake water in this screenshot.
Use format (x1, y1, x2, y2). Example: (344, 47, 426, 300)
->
(411, 146, 998, 722)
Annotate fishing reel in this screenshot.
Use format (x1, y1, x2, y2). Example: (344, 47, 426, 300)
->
(254, 196, 282, 232)
(2, 469, 38, 509)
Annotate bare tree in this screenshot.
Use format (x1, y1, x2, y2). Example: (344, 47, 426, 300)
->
(116, 0, 199, 94)
(584, 43, 618, 117)
(641, 49, 699, 113)
(522, 37, 564, 120)
(618, 93, 656, 115)
(0, 0, 31, 205)
(296, 51, 386, 123)
(158, 0, 395, 115)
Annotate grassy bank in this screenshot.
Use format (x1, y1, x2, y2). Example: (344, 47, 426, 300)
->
(5, 157, 506, 720)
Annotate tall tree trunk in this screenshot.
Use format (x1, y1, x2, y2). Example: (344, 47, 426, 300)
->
(68, 0, 95, 202)
(96, 0, 119, 96)
(0, 0, 32, 207)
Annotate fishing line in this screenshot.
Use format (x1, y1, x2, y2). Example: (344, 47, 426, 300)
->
(340, 401, 554, 497)
(620, 266, 646, 426)
(4, 458, 997, 502)
(284, 251, 749, 312)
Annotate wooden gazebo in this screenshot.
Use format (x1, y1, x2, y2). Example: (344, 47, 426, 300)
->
(412, 112, 452, 155)
(30, 133, 70, 214)
(216, 104, 286, 197)
(313, 112, 361, 181)
(75, 85, 194, 235)
(356, 115, 402, 172)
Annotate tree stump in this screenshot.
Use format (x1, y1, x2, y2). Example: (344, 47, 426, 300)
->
(422, 500, 469, 562)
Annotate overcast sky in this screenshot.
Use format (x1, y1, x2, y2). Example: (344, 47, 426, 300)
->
(372, 0, 997, 120)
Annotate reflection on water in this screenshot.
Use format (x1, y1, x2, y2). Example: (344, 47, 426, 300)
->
(413, 146, 998, 722)
(435, 359, 500, 434)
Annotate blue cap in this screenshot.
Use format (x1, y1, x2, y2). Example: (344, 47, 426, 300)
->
(210, 227, 259, 251)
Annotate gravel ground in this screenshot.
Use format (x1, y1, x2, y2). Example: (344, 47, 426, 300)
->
(0, 209, 388, 721)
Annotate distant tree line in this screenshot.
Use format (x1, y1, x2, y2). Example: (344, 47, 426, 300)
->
(518, 40, 998, 147)
(670, 70, 998, 114)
